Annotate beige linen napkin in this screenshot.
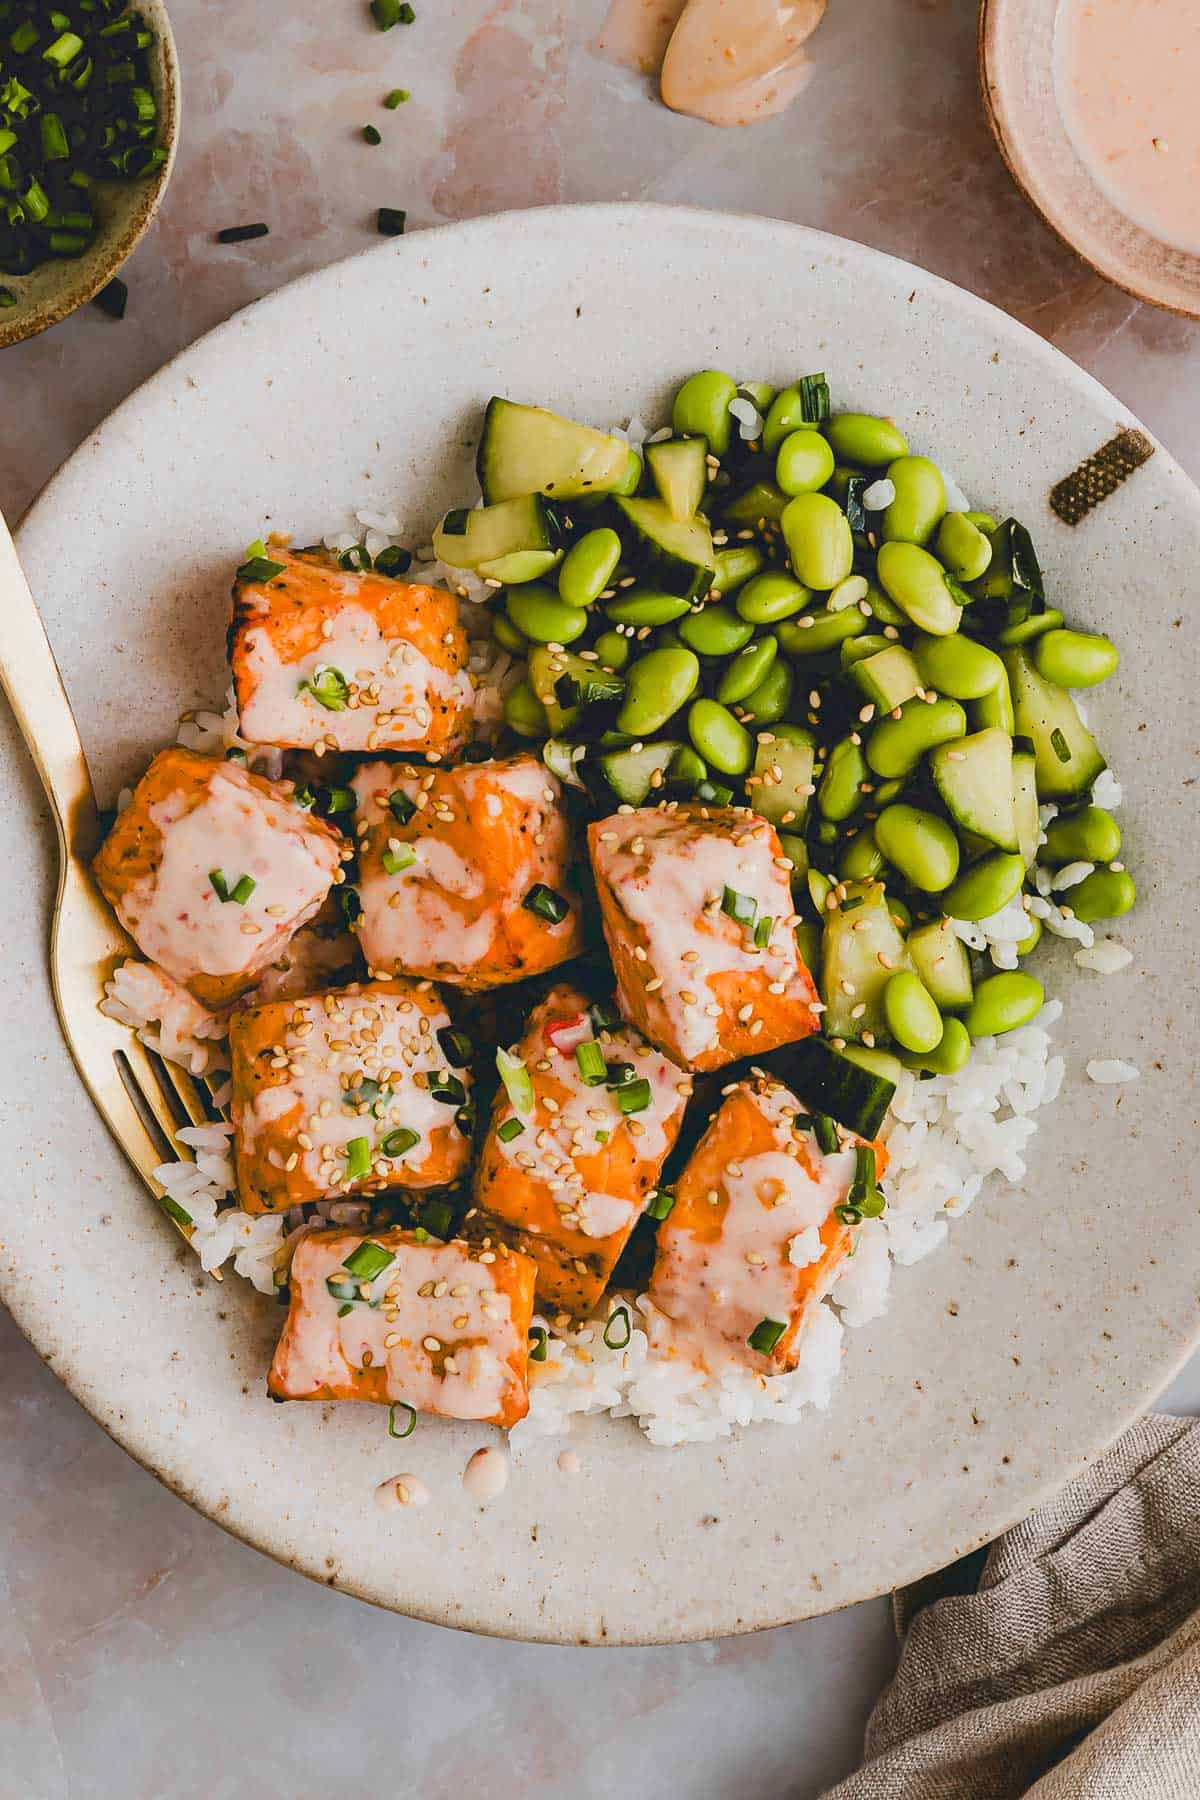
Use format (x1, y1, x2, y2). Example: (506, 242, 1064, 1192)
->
(827, 1414, 1200, 1799)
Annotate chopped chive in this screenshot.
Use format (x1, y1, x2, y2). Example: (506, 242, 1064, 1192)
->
(798, 372, 830, 424)
(224, 747, 247, 765)
(753, 914, 774, 949)
(594, 1129, 610, 1145)
(722, 885, 758, 927)
(382, 844, 418, 875)
(158, 1192, 193, 1228)
(813, 1114, 840, 1155)
(236, 554, 286, 584)
(345, 1136, 372, 1180)
(497, 1116, 525, 1144)
(343, 1239, 394, 1280)
(696, 778, 734, 806)
(590, 999, 621, 1034)
(319, 785, 356, 815)
(418, 1197, 453, 1239)
(374, 544, 413, 577)
(523, 882, 570, 925)
(384, 88, 409, 108)
(43, 30, 84, 66)
(326, 1275, 359, 1302)
(848, 1144, 877, 1211)
(298, 664, 349, 711)
(616, 1077, 651, 1115)
(10, 20, 40, 53)
(216, 221, 269, 244)
(437, 1027, 473, 1068)
(230, 874, 256, 905)
(1050, 727, 1071, 764)
(574, 1040, 607, 1085)
(377, 206, 407, 237)
(835, 1202, 863, 1226)
(605, 1061, 635, 1089)
(91, 275, 127, 317)
(748, 1317, 786, 1356)
(208, 869, 229, 901)
(603, 1307, 632, 1350)
(337, 1302, 354, 1317)
(793, 1112, 815, 1134)
(362, 124, 382, 146)
(370, 0, 401, 24)
(388, 1401, 417, 1439)
(428, 1071, 466, 1106)
(496, 1047, 534, 1116)
(40, 113, 69, 160)
(645, 1187, 675, 1221)
(0, 286, 16, 308)
(380, 1126, 419, 1159)
(336, 885, 362, 926)
(528, 1326, 548, 1362)
(387, 788, 416, 825)
(857, 1186, 886, 1219)
(338, 543, 372, 572)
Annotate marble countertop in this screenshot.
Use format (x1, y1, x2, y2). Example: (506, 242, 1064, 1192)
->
(3, 2, 1198, 1794)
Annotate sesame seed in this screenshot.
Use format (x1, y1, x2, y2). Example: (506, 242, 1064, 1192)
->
(423, 1336, 441, 1353)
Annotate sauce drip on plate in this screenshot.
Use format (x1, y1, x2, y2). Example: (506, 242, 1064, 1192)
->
(597, 0, 826, 128)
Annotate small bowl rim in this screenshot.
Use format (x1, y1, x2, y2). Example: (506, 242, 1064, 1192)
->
(0, 0, 180, 350)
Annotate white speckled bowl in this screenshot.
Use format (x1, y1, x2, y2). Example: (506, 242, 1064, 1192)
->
(3, 206, 1198, 1644)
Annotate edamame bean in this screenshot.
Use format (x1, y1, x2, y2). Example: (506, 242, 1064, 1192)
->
(817, 736, 869, 822)
(913, 632, 1006, 701)
(593, 629, 630, 671)
(612, 449, 643, 495)
(1041, 806, 1121, 865)
(670, 745, 707, 788)
(717, 635, 778, 705)
(881, 456, 946, 546)
(678, 605, 755, 657)
(776, 429, 836, 497)
(883, 971, 944, 1054)
(672, 369, 738, 457)
(777, 608, 869, 656)
(794, 919, 822, 972)
(860, 578, 908, 628)
(506, 584, 588, 646)
(503, 678, 548, 738)
(996, 608, 1064, 647)
(935, 511, 992, 581)
(874, 804, 961, 892)
(736, 572, 811, 624)
(807, 868, 832, 915)
(762, 385, 808, 454)
(941, 850, 1025, 921)
(866, 697, 967, 778)
(964, 510, 999, 536)
(824, 413, 909, 467)
(713, 545, 765, 595)
(687, 697, 753, 775)
(606, 589, 692, 628)
(492, 614, 528, 655)
(873, 777, 907, 806)
(722, 480, 788, 525)
(898, 1016, 971, 1074)
(875, 541, 963, 636)
(838, 825, 884, 881)
(1066, 868, 1136, 923)
(616, 647, 700, 736)
(969, 671, 1015, 733)
(781, 492, 854, 591)
(965, 971, 1044, 1038)
(557, 528, 621, 609)
(1034, 628, 1119, 688)
(741, 655, 794, 724)
(1014, 915, 1042, 956)
(840, 634, 893, 668)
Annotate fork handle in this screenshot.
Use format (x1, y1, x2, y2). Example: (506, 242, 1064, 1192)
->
(0, 510, 98, 859)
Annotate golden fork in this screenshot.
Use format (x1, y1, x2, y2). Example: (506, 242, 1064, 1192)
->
(0, 509, 222, 1272)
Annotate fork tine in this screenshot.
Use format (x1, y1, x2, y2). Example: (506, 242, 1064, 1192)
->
(119, 1036, 198, 1163)
(147, 1050, 219, 1131)
(110, 1047, 224, 1282)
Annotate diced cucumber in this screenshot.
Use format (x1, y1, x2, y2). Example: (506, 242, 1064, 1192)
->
(613, 495, 715, 601)
(477, 398, 635, 503)
(778, 832, 809, 889)
(528, 647, 622, 736)
(1012, 748, 1040, 867)
(721, 480, 789, 525)
(852, 645, 922, 712)
(594, 740, 685, 806)
(821, 881, 912, 1043)
(433, 493, 560, 571)
(750, 725, 817, 830)
(645, 437, 709, 523)
(476, 548, 563, 584)
(906, 918, 974, 1011)
(968, 666, 1015, 733)
(972, 517, 1044, 618)
(930, 727, 1017, 852)
(542, 738, 587, 789)
(769, 1037, 895, 1139)
(1001, 646, 1106, 801)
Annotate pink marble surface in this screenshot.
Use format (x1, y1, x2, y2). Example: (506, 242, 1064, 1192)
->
(2, 1, 1199, 1794)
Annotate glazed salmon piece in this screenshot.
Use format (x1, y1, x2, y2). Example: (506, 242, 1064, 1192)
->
(588, 801, 821, 1073)
(92, 746, 344, 1009)
(467, 983, 691, 1316)
(229, 547, 474, 755)
(646, 1076, 875, 1376)
(269, 1226, 535, 1427)
(350, 753, 585, 990)
(228, 977, 472, 1213)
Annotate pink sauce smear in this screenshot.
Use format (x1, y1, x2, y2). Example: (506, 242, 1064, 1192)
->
(596, 0, 826, 128)
(1055, 0, 1200, 256)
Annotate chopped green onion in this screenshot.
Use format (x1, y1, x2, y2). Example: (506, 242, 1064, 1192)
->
(496, 1047, 534, 1116)
(343, 1239, 395, 1281)
(813, 1114, 840, 1156)
(497, 1116, 525, 1143)
(382, 844, 418, 875)
(848, 1144, 877, 1211)
(236, 553, 285, 584)
(1050, 727, 1071, 764)
(857, 1186, 886, 1219)
(388, 1401, 417, 1439)
(380, 1126, 419, 1158)
(39, 113, 69, 160)
(437, 1027, 472, 1068)
(528, 1326, 548, 1362)
(411, 1226, 431, 1243)
(374, 544, 412, 577)
(362, 124, 382, 146)
(0, 286, 16, 308)
(338, 544, 373, 572)
(345, 1137, 373, 1180)
(695, 778, 734, 806)
(616, 1077, 651, 1115)
(523, 882, 570, 924)
(158, 1192, 193, 1228)
(345, 1077, 385, 1110)
(377, 206, 407, 237)
(603, 1307, 632, 1350)
(207, 869, 229, 901)
(298, 665, 349, 711)
(384, 88, 409, 108)
(428, 1071, 466, 1107)
(230, 874, 256, 905)
(753, 914, 774, 949)
(645, 1187, 675, 1221)
(217, 221, 269, 244)
(326, 1275, 359, 1302)
(208, 869, 255, 904)
(605, 1060, 635, 1089)
(399, 2, 416, 17)
(417, 1197, 454, 1239)
(574, 1040, 607, 1085)
(43, 29, 84, 66)
(748, 1317, 786, 1356)
(387, 788, 416, 825)
(722, 885, 757, 927)
(337, 1302, 354, 1317)
(594, 1129, 610, 1145)
(370, 0, 401, 24)
(834, 1202, 862, 1226)
(590, 999, 621, 1034)
(798, 372, 830, 424)
(318, 785, 356, 815)
(337, 886, 362, 926)
(10, 20, 40, 53)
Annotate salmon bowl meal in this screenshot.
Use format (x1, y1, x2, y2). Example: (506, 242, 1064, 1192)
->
(93, 370, 1137, 1459)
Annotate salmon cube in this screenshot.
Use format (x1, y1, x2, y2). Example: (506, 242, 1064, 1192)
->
(467, 983, 691, 1315)
(229, 548, 473, 755)
(228, 978, 472, 1213)
(92, 747, 344, 1009)
(646, 1076, 869, 1375)
(588, 801, 821, 1072)
(350, 753, 585, 990)
(268, 1226, 535, 1427)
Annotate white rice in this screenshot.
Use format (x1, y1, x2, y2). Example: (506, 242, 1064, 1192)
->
(1086, 1058, 1139, 1085)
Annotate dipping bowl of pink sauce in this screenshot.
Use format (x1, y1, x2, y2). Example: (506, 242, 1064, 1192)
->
(980, 0, 1200, 317)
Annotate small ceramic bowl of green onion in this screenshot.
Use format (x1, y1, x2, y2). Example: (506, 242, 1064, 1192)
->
(0, 0, 179, 347)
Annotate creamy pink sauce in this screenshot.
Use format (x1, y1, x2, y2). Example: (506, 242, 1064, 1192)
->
(647, 1081, 855, 1374)
(238, 597, 473, 753)
(276, 1231, 521, 1421)
(116, 764, 340, 987)
(1055, 0, 1200, 256)
(591, 807, 810, 1065)
(461, 1444, 510, 1503)
(376, 1473, 431, 1510)
(597, 0, 825, 128)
